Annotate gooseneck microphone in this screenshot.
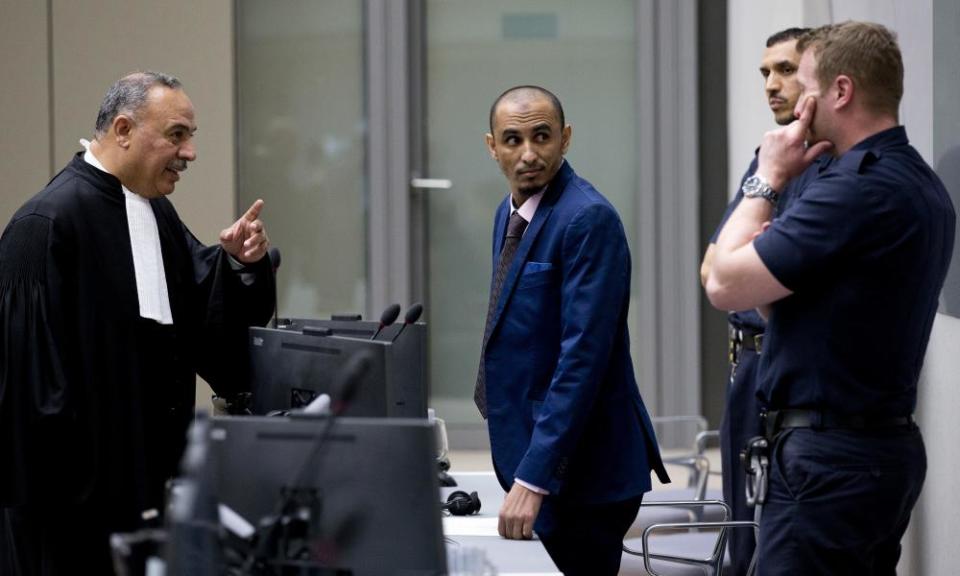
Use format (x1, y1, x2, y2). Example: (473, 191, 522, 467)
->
(390, 303, 424, 343)
(268, 247, 282, 328)
(248, 351, 373, 571)
(164, 413, 220, 575)
(370, 303, 401, 340)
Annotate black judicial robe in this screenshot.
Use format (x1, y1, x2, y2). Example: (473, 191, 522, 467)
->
(0, 153, 275, 574)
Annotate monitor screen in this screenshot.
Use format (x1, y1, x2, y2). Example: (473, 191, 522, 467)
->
(205, 415, 446, 575)
(248, 319, 427, 418)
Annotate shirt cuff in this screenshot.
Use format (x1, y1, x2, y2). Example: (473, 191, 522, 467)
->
(227, 254, 245, 271)
(515, 478, 550, 496)
(226, 253, 260, 286)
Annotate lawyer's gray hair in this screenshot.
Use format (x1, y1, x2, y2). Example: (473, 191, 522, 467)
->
(94, 71, 182, 137)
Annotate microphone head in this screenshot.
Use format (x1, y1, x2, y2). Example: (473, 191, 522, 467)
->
(380, 303, 401, 327)
(268, 247, 282, 270)
(403, 303, 424, 325)
(331, 350, 373, 415)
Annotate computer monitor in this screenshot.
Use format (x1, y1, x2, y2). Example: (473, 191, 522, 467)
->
(206, 415, 447, 575)
(248, 318, 427, 418)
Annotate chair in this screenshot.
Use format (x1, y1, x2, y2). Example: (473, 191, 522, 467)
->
(645, 416, 723, 530)
(621, 500, 758, 576)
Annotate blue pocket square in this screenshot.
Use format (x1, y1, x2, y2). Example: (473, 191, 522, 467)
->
(523, 261, 554, 274)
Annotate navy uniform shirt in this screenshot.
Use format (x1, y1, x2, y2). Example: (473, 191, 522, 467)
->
(753, 127, 956, 416)
(711, 153, 829, 332)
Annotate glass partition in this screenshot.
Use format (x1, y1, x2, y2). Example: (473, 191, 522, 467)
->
(237, 0, 367, 319)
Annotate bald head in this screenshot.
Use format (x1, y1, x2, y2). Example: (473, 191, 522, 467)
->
(485, 85, 571, 201)
(488, 85, 565, 134)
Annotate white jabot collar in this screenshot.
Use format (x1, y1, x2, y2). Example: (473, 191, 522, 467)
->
(81, 139, 173, 324)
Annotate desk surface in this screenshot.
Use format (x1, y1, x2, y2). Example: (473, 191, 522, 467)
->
(442, 472, 559, 575)
(441, 472, 727, 575)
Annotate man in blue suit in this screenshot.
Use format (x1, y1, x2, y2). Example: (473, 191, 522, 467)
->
(475, 85, 670, 575)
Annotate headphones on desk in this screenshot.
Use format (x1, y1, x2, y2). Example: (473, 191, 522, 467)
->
(441, 490, 482, 516)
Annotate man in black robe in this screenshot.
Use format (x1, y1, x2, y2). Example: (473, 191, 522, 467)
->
(0, 71, 275, 574)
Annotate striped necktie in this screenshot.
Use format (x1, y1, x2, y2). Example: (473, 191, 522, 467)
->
(474, 211, 528, 418)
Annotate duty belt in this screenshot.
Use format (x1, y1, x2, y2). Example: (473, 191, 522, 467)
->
(728, 325, 764, 365)
(763, 409, 915, 439)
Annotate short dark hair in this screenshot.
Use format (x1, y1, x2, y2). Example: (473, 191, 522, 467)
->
(95, 71, 182, 137)
(488, 85, 565, 134)
(766, 27, 810, 48)
(796, 21, 903, 117)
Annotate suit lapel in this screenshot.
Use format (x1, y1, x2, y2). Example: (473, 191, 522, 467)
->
(492, 201, 509, 263)
(486, 162, 573, 340)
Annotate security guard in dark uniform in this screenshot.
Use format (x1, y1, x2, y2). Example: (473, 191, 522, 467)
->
(719, 313, 764, 575)
(705, 22, 955, 575)
(700, 27, 816, 575)
(707, 155, 826, 575)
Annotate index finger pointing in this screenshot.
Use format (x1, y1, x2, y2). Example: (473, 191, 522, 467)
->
(242, 199, 265, 222)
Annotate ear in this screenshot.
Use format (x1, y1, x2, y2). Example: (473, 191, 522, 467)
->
(113, 114, 135, 148)
(484, 132, 497, 160)
(560, 124, 572, 155)
(833, 75, 854, 111)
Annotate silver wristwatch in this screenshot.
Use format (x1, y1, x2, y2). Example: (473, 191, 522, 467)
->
(742, 174, 779, 206)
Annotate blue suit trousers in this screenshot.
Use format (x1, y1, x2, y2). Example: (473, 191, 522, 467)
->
(536, 494, 643, 576)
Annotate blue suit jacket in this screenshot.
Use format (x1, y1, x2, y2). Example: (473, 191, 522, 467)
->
(482, 161, 670, 504)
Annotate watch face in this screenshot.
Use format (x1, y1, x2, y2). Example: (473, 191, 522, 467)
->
(742, 175, 777, 204)
(743, 176, 764, 196)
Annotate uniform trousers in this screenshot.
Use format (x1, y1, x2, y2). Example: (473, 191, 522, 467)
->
(720, 347, 764, 575)
(756, 426, 925, 575)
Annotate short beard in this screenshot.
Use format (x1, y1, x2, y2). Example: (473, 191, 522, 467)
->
(514, 183, 545, 204)
(775, 111, 796, 126)
(516, 183, 541, 196)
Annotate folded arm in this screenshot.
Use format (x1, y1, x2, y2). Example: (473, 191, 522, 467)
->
(706, 97, 832, 311)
